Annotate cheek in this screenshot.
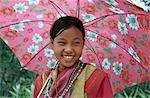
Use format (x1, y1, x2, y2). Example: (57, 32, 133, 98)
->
(76, 47, 84, 56)
(53, 46, 62, 57)
(54, 50, 61, 60)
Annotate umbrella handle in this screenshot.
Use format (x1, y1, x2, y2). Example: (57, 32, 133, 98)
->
(37, 73, 52, 98)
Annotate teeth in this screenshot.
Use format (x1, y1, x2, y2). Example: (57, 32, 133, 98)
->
(64, 56, 73, 59)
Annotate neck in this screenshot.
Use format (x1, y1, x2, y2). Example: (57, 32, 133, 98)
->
(58, 65, 66, 73)
(57, 61, 80, 73)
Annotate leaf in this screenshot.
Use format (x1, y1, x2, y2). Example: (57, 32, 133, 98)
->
(9, 91, 18, 97)
(15, 85, 21, 92)
(142, 34, 147, 39)
(36, 9, 47, 13)
(0, 39, 36, 97)
(145, 89, 150, 94)
(128, 87, 135, 97)
(24, 87, 31, 94)
(108, 56, 116, 60)
(30, 83, 34, 91)
(103, 47, 112, 54)
(137, 88, 146, 98)
(95, 46, 99, 49)
(115, 82, 150, 98)
(95, 2, 101, 10)
(140, 39, 145, 46)
(123, 90, 129, 98)
(132, 86, 139, 98)
(114, 93, 125, 98)
(138, 92, 146, 98)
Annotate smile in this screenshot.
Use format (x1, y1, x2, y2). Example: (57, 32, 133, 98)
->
(63, 55, 74, 61)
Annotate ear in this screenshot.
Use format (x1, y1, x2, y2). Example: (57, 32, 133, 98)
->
(83, 38, 85, 44)
(51, 41, 53, 44)
(50, 37, 54, 44)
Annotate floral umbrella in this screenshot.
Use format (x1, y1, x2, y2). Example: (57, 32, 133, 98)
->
(0, 0, 150, 95)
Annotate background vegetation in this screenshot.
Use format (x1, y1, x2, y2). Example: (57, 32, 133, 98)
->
(0, 38, 37, 98)
(0, 38, 149, 98)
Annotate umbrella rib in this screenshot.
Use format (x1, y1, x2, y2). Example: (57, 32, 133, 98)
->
(1, 13, 148, 29)
(23, 43, 50, 68)
(84, 12, 150, 27)
(0, 20, 54, 29)
(84, 38, 102, 68)
(49, 0, 68, 16)
(85, 28, 147, 70)
(76, 0, 80, 18)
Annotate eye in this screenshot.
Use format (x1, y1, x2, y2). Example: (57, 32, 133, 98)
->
(73, 41, 81, 46)
(57, 41, 65, 46)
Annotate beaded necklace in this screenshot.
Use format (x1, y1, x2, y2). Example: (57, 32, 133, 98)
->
(43, 61, 86, 98)
(59, 61, 86, 98)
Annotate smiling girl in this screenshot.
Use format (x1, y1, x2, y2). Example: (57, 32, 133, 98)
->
(34, 16, 113, 98)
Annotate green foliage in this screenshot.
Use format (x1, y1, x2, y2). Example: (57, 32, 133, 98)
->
(0, 38, 37, 97)
(115, 81, 150, 98)
(9, 83, 34, 98)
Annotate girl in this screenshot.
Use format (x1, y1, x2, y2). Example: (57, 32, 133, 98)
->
(34, 16, 113, 98)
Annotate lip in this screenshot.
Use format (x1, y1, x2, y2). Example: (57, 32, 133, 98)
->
(62, 55, 74, 61)
(63, 55, 74, 58)
(64, 55, 73, 58)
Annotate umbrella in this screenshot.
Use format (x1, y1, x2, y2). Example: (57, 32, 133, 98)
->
(0, 0, 150, 95)
(127, 0, 150, 12)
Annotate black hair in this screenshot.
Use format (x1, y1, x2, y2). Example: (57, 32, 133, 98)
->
(50, 16, 85, 42)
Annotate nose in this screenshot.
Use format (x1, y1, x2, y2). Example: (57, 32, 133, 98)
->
(64, 45, 73, 53)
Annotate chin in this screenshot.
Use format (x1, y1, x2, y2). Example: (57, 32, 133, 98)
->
(64, 63, 75, 67)
(61, 61, 77, 68)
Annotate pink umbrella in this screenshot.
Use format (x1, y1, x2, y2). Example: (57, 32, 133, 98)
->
(0, 0, 150, 95)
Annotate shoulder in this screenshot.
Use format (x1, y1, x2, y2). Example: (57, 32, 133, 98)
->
(34, 69, 52, 98)
(85, 63, 113, 97)
(36, 69, 51, 83)
(86, 63, 108, 76)
(85, 63, 109, 83)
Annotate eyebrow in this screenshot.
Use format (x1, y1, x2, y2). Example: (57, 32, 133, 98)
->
(57, 37, 82, 41)
(57, 38, 65, 40)
(74, 37, 82, 40)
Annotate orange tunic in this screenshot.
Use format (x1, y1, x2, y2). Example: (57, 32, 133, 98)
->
(34, 64, 113, 98)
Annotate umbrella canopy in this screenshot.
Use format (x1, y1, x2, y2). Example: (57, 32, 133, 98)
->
(0, 0, 150, 94)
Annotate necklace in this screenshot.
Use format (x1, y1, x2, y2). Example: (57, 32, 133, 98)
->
(59, 61, 86, 98)
(42, 61, 86, 98)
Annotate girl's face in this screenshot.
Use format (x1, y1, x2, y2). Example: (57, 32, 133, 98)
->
(52, 26, 84, 71)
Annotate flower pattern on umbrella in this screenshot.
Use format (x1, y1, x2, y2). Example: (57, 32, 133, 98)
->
(0, 0, 150, 95)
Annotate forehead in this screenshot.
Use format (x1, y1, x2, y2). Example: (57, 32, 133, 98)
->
(55, 26, 83, 40)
